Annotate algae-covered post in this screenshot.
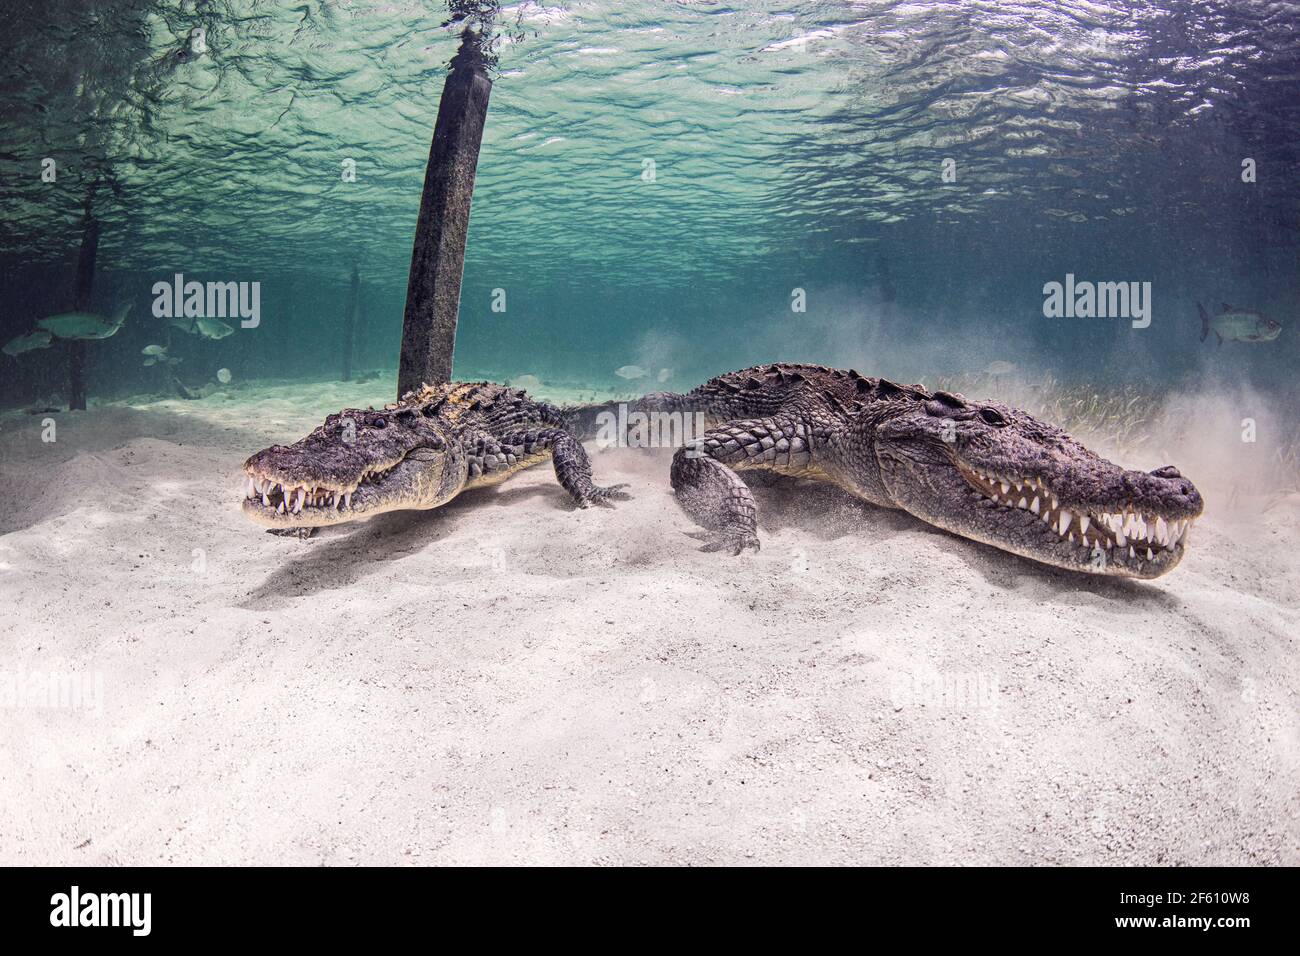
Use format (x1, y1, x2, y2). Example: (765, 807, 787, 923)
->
(356, 284, 369, 371)
(342, 262, 359, 381)
(397, 27, 493, 396)
(68, 195, 100, 411)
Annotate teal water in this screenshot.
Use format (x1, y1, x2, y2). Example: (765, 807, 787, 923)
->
(1, 0, 1297, 405)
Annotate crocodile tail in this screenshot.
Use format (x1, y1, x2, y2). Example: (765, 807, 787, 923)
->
(633, 390, 693, 414)
(560, 400, 615, 439)
(561, 391, 692, 441)
(1198, 302, 1208, 343)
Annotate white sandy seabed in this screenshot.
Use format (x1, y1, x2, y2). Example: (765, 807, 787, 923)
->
(0, 373, 1296, 866)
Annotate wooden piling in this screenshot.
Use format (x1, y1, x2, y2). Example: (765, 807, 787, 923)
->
(397, 28, 493, 397)
(356, 283, 369, 372)
(342, 263, 359, 381)
(68, 196, 100, 411)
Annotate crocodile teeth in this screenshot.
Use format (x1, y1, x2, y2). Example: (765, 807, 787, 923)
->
(292, 488, 305, 513)
(343, 492, 352, 510)
(964, 467, 1195, 560)
(262, 491, 270, 508)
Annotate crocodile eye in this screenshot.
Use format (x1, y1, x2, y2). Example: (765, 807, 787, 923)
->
(979, 408, 1007, 426)
(372, 417, 387, 429)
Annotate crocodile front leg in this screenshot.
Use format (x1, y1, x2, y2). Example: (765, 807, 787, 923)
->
(551, 432, 630, 508)
(484, 428, 629, 508)
(669, 416, 811, 554)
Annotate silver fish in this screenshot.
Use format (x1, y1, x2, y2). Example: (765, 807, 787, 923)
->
(37, 303, 132, 340)
(193, 317, 236, 340)
(1199, 302, 1282, 345)
(2, 329, 53, 356)
(171, 315, 236, 340)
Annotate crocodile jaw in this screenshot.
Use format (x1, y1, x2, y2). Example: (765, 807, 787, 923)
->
(241, 449, 454, 528)
(878, 449, 1202, 579)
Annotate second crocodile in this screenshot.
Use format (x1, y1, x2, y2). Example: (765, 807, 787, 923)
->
(241, 381, 628, 529)
(644, 364, 1202, 578)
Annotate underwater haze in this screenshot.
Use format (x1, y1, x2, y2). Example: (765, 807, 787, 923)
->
(0, 0, 1298, 402)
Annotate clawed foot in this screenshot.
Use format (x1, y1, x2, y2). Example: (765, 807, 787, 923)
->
(684, 528, 760, 555)
(267, 527, 317, 540)
(578, 483, 631, 509)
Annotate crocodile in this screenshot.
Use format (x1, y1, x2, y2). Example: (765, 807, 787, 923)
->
(640, 364, 1202, 578)
(241, 381, 628, 530)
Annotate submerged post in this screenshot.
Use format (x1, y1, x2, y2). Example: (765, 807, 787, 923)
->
(397, 28, 493, 397)
(68, 195, 100, 411)
(342, 263, 359, 381)
(355, 282, 369, 373)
